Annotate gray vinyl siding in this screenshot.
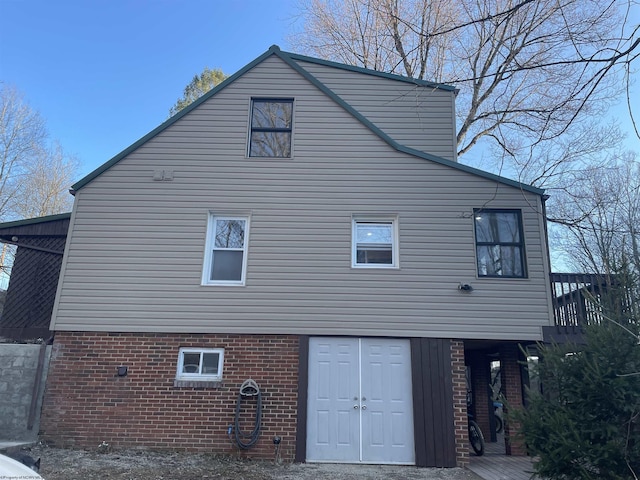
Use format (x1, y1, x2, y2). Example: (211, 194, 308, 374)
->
(294, 60, 457, 161)
(51, 55, 552, 340)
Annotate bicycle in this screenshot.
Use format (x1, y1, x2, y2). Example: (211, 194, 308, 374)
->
(466, 390, 485, 456)
(468, 416, 485, 456)
(493, 400, 504, 434)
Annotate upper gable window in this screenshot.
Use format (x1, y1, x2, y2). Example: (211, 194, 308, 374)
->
(352, 218, 398, 268)
(202, 215, 249, 285)
(249, 99, 293, 157)
(474, 209, 526, 278)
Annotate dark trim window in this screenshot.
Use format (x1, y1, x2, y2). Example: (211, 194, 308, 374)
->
(249, 98, 293, 157)
(474, 209, 526, 278)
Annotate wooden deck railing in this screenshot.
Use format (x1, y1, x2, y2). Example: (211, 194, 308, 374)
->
(549, 273, 618, 336)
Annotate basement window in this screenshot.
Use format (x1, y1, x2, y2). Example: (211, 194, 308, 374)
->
(175, 348, 224, 386)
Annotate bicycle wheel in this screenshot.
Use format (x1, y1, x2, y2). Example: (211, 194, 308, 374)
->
(494, 414, 503, 433)
(469, 420, 485, 456)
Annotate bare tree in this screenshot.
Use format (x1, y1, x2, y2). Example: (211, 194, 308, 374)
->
(0, 84, 79, 282)
(0, 85, 77, 220)
(0, 84, 47, 221)
(292, 0, 639, 186)
(551, 153, 640, 281)
(12, 141, 78, 219)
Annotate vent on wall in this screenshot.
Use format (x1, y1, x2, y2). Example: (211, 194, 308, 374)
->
(153, 169, 174, 181)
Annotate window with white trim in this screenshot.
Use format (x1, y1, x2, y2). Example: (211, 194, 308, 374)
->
(474, 209, 527, 278)
(202, 215, 249, 285)
(249, 98, 293, 157)
(176, 348, 224, 381)
(352, 218, 398, 268)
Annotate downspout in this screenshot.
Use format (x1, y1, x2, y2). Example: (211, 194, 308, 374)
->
(541, 195, 557, 340)
(27, 335, 54, 430)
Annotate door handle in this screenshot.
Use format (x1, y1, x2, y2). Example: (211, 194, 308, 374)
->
(362, 405, 367, 410)
(353, 405, 359, 409)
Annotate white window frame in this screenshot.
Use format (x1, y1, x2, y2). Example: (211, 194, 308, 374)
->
(202, 214, 249, 286)
(176, 347, 224, 381)
(351, 217, 399, 268)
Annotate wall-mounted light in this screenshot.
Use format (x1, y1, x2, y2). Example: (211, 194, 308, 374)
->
(117, 366, 128, 377)
(458, 283, 473, 292)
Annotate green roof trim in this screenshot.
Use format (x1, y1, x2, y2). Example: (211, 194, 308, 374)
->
(0, 212, 72, 230)
(71, 47, 279, 192)
(71, 44, 543, 196)
(273, 48, 544, 196)
(284, 49, 457, 92)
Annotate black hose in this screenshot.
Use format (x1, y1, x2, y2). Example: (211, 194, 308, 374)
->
(234, 379, 262, 449)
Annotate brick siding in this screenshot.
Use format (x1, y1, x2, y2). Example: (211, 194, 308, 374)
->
(470, 353, 491, 437)
(500, 343, 527, 456)
(450, 339, 468, 467)
(40, 332, 299, 460)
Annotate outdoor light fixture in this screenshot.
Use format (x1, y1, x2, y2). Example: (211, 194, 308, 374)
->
(458, 283, 473, 292)
(117, 366, 128, 377)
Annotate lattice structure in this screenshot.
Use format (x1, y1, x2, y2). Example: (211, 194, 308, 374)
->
(0, 214, 70, 341)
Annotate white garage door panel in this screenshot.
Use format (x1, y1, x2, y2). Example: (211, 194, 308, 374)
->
(307, 337, 414, 464)
(307, 338, 360, 462)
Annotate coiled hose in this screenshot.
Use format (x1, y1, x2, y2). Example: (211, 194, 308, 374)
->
(234, 379, 262, 449)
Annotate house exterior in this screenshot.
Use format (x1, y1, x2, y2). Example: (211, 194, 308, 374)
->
(39, 46, 554, 467)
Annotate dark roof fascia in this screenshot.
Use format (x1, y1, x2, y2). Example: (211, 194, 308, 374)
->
(70, 47, 282, 193)
(0, 213, 72, 231)
(275, 49, 544, 196)
(71, 44, 542, 197)
(284, 50, 458, 93)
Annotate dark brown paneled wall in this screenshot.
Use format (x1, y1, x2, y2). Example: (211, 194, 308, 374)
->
(411, 338, 458, 467)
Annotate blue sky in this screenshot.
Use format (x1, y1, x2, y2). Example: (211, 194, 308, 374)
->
(1, 0, 299, 178)
(1, 0, 638, 183)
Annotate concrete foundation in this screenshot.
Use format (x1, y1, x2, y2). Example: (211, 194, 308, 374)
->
(0, 343, 51, 442)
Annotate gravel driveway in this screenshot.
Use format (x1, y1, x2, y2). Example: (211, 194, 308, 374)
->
(12, 444, 483, 480)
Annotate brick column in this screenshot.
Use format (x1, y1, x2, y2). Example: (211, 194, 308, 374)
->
(466, 350, 491, 439)
(500, 343, 527, 456)
(450, 340, 468, 467)
(472, 355, 491, 438)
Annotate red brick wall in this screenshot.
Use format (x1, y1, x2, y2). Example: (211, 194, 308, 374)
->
(41, 332, 300, 460)
(500, 343, 527, 456)
(450, 340, 468, 467)
(470, 354, 491, 437)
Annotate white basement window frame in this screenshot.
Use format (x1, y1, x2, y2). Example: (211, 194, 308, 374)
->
(176, 347, 224, 382)
(352, 217, 399, 268)
(202, 214, 249, 286)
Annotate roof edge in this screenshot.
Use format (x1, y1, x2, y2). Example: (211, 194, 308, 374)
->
(0, 212, 72, 230)
(284, 49, 457, 92)
(274, 49, 543, 196)
(71, 44, 541, 196)
(71, 46, 283, 192)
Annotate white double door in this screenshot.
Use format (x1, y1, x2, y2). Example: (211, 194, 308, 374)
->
(306, 337, 414, 464)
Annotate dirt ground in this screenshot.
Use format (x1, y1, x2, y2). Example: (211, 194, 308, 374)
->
(12, 444, 482, 480)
